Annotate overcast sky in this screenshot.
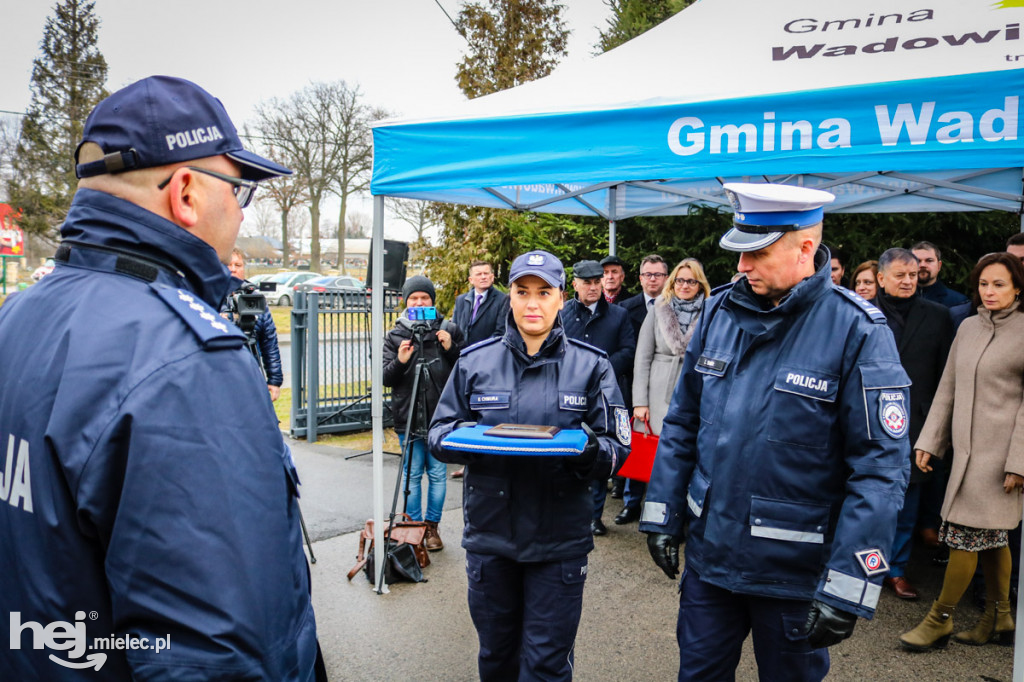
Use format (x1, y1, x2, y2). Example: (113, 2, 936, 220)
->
(2, 0, 612, 241)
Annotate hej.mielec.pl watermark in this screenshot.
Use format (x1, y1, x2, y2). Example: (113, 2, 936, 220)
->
(10, 611, 171, 671)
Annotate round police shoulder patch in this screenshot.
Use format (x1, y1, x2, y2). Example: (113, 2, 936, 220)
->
(878, 391, 908, 438)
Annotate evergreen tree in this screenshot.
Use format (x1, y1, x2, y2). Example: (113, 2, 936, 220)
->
(596, 0, 691, 52)
(8, 0, 108, 241)
(455, 0, 568, 98)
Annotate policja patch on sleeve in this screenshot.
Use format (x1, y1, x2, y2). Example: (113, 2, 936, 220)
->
(615, 408, 632, 446)
(878, 391, 909, 438)
(855, 548, 889, 577)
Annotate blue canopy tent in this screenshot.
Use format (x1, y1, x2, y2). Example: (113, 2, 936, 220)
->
(363, 0, 1024, 630)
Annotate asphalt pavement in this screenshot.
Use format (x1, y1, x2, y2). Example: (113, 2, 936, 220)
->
(289, 434, 1016, 681)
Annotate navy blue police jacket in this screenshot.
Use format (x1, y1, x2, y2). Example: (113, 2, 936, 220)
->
(639, 248, 910, 619)
(0, 189, 318, 681)
(428, 317, 631, 562)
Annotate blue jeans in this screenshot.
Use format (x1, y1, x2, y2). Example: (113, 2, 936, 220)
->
(398, 433, 446, 523)
(890, 481, 922, 578)
(677, 568, 829, 682)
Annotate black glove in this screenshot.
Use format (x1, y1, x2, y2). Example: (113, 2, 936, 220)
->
(804, 600, 857, 649)
(646, 532, 680, 580)
(566, 422, 600, 477)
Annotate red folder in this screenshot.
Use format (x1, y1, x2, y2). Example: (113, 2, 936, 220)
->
(617, 418, 659, 482)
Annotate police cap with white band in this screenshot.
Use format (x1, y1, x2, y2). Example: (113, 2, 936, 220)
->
(719, 183, 836, 253)
(509, 250, 566, 290)
(75, 75, 291, 181)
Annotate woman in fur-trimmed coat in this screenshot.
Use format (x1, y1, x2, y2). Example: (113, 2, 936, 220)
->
(632, 258, 712, 434)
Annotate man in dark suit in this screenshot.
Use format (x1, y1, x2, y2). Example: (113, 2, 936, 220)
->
(870, 248, 954, 600)
(451, 260, 509, 347)
(620, 254, 669, 339)
(616, 255, 668, 521)
(449, 260, 510, 480)
(912, 241, 969, 308)
(563, 260, 636, 536)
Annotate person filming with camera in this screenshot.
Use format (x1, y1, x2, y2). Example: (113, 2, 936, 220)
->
(383, 275, 464, 551)
(225, 248, 283, 401)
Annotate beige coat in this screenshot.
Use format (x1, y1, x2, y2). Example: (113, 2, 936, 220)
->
(915, 303, 1024, 530)
(631, 299, 696, 434)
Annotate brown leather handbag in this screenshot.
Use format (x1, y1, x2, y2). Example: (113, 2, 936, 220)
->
(347, 514, 430, 583)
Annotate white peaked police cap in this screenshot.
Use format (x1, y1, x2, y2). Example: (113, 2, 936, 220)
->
(719, 183, 836, 253)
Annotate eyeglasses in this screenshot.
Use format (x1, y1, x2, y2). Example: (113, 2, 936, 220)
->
(157, 166, 259, 208)
(639, 272, 668, 280)
(674, 278, 699, 287)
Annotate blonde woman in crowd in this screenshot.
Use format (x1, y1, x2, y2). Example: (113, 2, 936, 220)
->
(632, 258, 711, 434)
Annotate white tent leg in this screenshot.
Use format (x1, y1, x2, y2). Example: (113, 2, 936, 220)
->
(371, 195, 389, 594)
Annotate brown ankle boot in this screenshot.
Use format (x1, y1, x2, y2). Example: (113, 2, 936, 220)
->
(955, 600, 1015, 646)
(424, 521, 443, 552)
(899, 601, 956, 651)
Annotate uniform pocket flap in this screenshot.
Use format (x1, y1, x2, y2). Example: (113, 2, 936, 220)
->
(749, 497, 829, 544)
(686, 468, 711, 518)
(773, 366, 839, 402)
(470, 391, 510, 410)
(466, 473, 510, 500)
(859, 363, 911, 390)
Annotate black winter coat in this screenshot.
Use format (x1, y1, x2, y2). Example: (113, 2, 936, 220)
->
(383, 314, 464, 434)
(871, 294, 954, 482)
(451, 288, 509, 346)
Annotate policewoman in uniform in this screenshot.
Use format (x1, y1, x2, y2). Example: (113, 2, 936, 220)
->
(429, 250, 631, 681)
(639, 184, 910, 682)
(0, 77, 320, 680)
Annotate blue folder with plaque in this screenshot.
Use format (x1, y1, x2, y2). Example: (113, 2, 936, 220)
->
(440, 424, 588, 456)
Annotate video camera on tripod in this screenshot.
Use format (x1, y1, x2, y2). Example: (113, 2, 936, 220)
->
(225, 282, 272, 337)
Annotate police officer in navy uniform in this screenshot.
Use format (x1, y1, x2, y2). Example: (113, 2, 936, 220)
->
(639, 183, 910, 681)
(0, 77, 321, 681)
(429, 250, 631, 681)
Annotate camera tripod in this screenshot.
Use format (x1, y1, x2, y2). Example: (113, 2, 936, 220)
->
(377, 327, 441, 592)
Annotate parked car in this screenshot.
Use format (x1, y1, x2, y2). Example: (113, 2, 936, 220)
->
(293, 275, 365, 294)
(247, 273, 273, 285)
(263, 271, 322, 306)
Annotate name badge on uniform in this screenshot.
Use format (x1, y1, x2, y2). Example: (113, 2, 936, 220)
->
(470, 392, 510, 410)
(878, 391, 908, 438)
(696, 352, 729, 374)
(696, 355, 727, 373)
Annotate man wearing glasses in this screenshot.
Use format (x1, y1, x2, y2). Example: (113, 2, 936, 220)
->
(621, 254, 669, 338)
(0, 76, 323, 681)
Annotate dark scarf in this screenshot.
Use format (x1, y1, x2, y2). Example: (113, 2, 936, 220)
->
(874, 293, 916, 346)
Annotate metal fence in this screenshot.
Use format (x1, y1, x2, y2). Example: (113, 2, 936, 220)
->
(289, 289, 400, 442)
